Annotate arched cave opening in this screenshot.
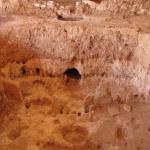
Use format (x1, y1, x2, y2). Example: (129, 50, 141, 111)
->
(63, 68, 81, 80)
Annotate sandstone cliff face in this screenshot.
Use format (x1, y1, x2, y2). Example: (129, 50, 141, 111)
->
(0, 15, 150, 99)
(0, 1, 150, 150)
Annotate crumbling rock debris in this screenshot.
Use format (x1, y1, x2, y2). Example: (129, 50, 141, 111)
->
(1, 0, 150, 18)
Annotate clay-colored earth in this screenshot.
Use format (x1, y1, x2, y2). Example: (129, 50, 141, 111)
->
(0, 0, 150, 150)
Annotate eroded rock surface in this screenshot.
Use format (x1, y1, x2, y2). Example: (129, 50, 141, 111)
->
(0, 0, 150, 150)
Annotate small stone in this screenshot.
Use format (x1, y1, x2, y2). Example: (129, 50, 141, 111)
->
(108, 106, 120, 117)
(123, 104, 132, 112)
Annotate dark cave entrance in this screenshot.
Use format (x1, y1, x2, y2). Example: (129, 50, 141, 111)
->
(63, 68, 81, 80)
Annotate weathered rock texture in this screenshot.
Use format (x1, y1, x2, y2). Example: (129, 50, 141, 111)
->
(0, 15, 150, 98)
(0, 0, 150, 150)
(1, 0, 150, 17)
(96, 0, 150, 17)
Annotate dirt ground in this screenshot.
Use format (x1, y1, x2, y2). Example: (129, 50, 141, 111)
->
(0, 75, 150, 150)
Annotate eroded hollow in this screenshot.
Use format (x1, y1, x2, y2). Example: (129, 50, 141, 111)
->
(63, 68, 81, 80)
